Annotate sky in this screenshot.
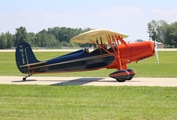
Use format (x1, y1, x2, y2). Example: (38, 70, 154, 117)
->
(1, 0, 177, 41)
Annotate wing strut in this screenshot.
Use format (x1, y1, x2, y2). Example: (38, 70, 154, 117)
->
(90, 34, 130, 70)
(90, 39, 117, 58)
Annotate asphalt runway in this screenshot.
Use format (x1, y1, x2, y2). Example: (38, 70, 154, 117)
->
(0, 76, 177, 86)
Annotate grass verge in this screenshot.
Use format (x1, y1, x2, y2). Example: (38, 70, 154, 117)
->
(0, 85, 177, 120)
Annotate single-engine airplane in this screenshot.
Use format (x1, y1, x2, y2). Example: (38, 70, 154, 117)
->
(15, 29, 159, 82)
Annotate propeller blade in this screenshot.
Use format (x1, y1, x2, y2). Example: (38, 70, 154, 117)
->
(154, 41, 160, 64)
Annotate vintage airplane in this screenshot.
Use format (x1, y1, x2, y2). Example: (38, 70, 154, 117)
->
(15, 29, 159, 82)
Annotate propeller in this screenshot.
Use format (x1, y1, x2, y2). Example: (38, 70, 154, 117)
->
(154, 40, 160, 64)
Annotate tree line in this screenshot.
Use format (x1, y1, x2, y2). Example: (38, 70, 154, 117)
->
(0, 27, 91, 49)
(147, 20, 177, 48)
(0, 20, 177, 49)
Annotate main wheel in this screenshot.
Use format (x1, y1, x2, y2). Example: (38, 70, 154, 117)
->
(116, 78, 126, 82)
(126, 77, 133, 80)
(127, 69, 135, 80)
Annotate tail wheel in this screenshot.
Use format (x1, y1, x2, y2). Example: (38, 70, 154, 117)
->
(23, 77, 27, 81)
(22, 74, 31, 81)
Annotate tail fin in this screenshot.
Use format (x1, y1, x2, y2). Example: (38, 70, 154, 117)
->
(15, 42, 39, 74)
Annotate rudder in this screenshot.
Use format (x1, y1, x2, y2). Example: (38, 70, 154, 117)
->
(15, 42, 39, 74)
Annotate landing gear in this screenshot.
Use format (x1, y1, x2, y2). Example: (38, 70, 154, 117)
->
(22, 74, 31, 81)
(116, 78, 127, 82)
(126, 77, 133, 80)
(23, 77, 26, 81)
(126, 69, 135, 80)
(109, 69, 135, 82)
(109, 70, 129, 82)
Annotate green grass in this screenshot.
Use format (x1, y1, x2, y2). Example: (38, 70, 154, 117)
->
(0, 51, 177, 77)
(128, 51, 177, 77)
(0, 85, 177, 120)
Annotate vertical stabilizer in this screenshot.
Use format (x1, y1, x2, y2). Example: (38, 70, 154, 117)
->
(15, 42, 39, 74)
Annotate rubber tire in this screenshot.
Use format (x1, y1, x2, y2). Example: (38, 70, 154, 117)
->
(116, 78, 126, 82)
(23, 77, 26, 81)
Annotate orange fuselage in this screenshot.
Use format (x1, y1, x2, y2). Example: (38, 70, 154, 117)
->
(107, 41, 155, 69)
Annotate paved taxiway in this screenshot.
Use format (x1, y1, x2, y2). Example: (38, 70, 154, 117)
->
(0, 76, 177, 86)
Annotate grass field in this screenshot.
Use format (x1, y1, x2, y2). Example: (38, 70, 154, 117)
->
(0, 51, 177, 77)
(1, 85, 177, 120)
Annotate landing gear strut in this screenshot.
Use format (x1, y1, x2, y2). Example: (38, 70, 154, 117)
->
(23, 74, 31, 81)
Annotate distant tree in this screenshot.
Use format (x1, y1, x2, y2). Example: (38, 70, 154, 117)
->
(48, 27, 91, 41)
(36, 29, 58, 48)
(164, 22, 177, 48)
(70, 42, 79, 48)
(148, 20, 177, 47)
(135, 39, 144, 42)
(47, 27, 91, 48)
(147, 20, 158, 41)
(14, 26, 28, 46)
(5, 31, 14, 48)
(1, 26, 92, 48)
(60, 41, 68, 48)
(27, 32, 36, 46)
(156, 20, 168, 44)
(0, 33, 7, 49)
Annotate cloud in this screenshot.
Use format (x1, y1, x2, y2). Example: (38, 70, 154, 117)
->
(151, 8, 177, 16)
(115, 6, 143, 14)
(150, 8, 177, 23)
(99, 6, 144, 19)
(36, 10, 62, 19)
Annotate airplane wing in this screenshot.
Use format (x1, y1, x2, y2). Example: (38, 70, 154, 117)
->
(70, 29, 129, 44)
